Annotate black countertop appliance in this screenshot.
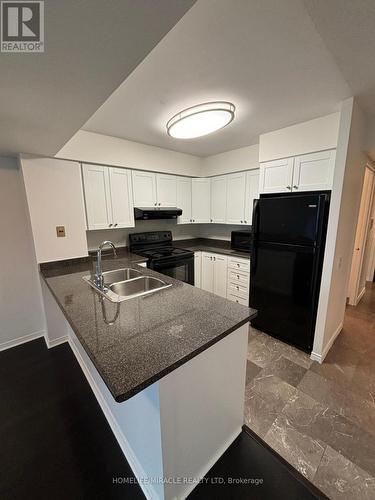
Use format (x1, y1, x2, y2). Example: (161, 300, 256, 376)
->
(250, 192, 330, 352)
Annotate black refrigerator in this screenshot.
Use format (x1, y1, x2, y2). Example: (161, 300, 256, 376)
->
(249, 192, 330, 352)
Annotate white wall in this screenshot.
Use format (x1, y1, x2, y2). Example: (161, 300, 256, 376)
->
(57, 130, 202, 177)
(21, 155, 88, 263)
(201, 144, 259, 176)
(313, 99, 368, 361)
(86, 221, 248, 251)
(259, 112, 340, 163)
(0, 157, 46, 350)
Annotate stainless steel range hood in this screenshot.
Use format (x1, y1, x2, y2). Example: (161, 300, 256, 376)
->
(134, 207, 183, 220)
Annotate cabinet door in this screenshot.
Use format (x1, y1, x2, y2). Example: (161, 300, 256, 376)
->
(292, 150, 335, 192)
(156, 174, 177, 207)
(211, 176, 227, 223)
(177, 176, 192, 224)
(132, 170, 157, 206)
(201, 252, 214, 292)
(108, 168, 135, 228)
(194, 251, 202, 288)
(259, 158, 294, 194)
(213, 254, 228, 298)
(192, 178, 211, 223)
(244, 169, 260, 224)
(226, 172, 247, 224)
(82, 164, 112, 229)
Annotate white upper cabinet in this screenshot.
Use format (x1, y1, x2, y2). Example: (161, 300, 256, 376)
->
(244, 170, 260, 224)
(132, 170, 157, 206)
(226, 172, 247, 224)
(82, 164, 112, 229)
(211, 176, 227, 223)
(108, 167, 134, 228)
(82, 164, 135, 230)
(176, 176, 192, 224)
(156, 174, 177, 207)
(192, 178, 211, 223)
(259, 158, 294, 194)
(292, 150, 335, 192)
(260, 150, 336, 194)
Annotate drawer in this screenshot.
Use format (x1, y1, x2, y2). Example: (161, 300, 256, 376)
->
(227, 281, 249, 299)
(228, 269, 249, 286)
(228, 257, 250, 272)
(227, 293, 248, 306)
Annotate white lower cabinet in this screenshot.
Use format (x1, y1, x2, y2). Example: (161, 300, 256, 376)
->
(226, 256, 250, 305)
(194, 251, 202, 288)
(201, 252, 228, 298)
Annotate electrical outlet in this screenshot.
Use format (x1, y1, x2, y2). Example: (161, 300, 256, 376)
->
(56, 226, 66, 237)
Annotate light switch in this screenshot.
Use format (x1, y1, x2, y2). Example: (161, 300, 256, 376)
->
(56, 226, 66, 237)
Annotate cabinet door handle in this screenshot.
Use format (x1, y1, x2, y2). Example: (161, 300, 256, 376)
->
(240, 220, 243, 224)
(244, 220, 247, 224)
(210, 219, 213, 222)
(158, 203, 161, 206)
(109, 223, 113, 227)
(237, 275, 240, 278)
(114, 223, 118, 227)
(237, 263, 240, 267)
(286, 185, 291, 190)
(236, 286, 239, 290)
(293, 185, 298, 189)
(214, 256, 216, 261)
(154, 202, 157, 206)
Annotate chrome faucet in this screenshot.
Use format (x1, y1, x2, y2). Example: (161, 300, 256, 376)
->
(94, 240, 117, 289)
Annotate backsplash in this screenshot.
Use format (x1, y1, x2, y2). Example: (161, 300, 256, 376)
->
(85, 220, 247, 251)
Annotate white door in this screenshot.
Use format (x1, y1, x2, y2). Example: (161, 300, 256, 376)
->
(177, 177, 192, 224)
(201, 252, 214, 292)
(293, 150, 335, 192)
(259, 158, 294, 194)
(82, 164, 112, 229)
(226, 172, 247, 224)
(156, 174, 177, 207)
(213, 254, 228, 298)
(244, 169, 260, 224)
(132, 170, 157, 207)
(192, 178, 211, 223)
(108, 168, 135, 228)
(348, 167, 375, 305)
(194, 251, 202, 288)
(211, 176, 227, 223)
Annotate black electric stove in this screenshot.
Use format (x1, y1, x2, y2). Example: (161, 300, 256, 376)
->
(129, 231, 194, 285)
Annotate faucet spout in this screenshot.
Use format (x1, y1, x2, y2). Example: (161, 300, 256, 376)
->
(95, 240, 117, 289)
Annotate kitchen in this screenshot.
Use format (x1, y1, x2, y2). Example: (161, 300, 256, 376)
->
(1, 2, 375, 500)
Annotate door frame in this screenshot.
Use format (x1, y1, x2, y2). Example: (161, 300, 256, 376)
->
(348, 164, 375, 305)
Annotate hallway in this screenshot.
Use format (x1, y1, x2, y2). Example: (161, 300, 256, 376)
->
(245, 283, 375, 499)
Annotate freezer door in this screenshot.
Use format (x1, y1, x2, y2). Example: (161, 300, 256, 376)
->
(250, 241, 317, 351)
(256, 194, 327, 246)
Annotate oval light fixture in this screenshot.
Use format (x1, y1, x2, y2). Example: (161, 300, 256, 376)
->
(166, 101, 235, 139)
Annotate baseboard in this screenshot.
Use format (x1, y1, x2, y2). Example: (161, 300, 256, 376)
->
(68, 336, 157, 500)
(0, 329, 46, 352)
(310, 322, 343, 364)
(44, 335, 68, 349)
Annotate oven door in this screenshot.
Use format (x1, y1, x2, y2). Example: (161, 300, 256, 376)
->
(150, 255, 194, 285)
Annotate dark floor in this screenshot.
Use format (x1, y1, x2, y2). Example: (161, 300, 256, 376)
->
(245, 282, 375, 499)
(0, 337, 324, 499)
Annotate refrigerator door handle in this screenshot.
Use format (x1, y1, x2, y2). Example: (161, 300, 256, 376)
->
(251, 199, 260, 275)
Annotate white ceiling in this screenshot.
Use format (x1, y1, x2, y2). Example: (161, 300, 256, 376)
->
(0, 0, 195, 156)
(83, 0, 352, 157)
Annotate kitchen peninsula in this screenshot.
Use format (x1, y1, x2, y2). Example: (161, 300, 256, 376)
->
(40, 251, 256, 500)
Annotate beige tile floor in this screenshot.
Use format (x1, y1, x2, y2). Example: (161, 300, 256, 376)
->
(245, 283, 375, 499)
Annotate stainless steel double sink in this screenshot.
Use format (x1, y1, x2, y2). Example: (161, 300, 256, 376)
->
(83, 267, 171, 303)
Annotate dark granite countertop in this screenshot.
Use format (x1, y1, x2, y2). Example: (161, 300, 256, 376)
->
(173, 238, 251, 260)
(40, 252, 256, 403)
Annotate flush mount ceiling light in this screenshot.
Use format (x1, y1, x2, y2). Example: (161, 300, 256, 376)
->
(166, 101, 235, 139)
